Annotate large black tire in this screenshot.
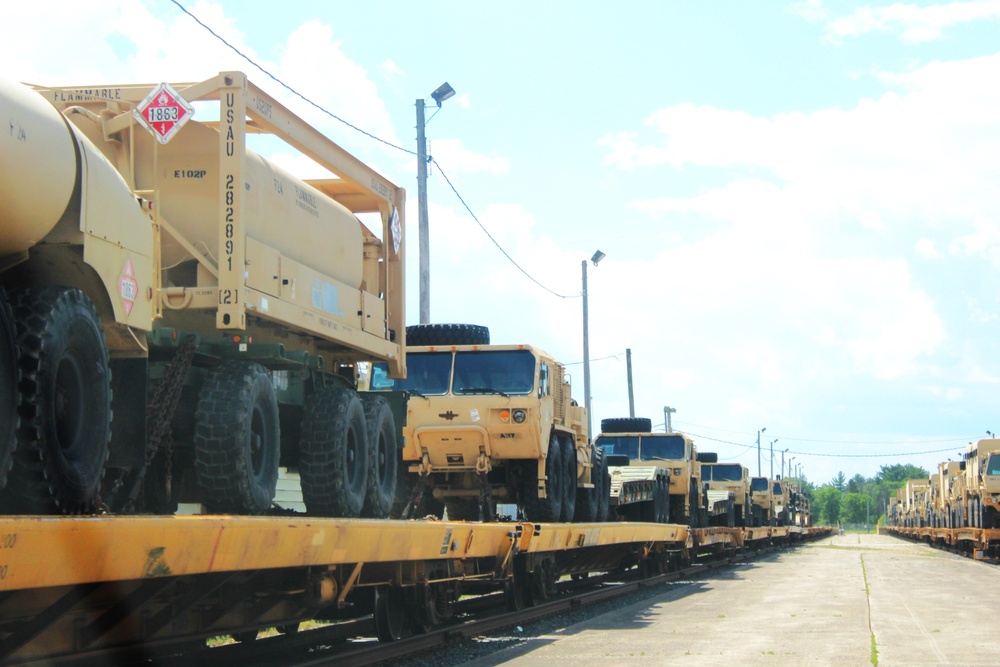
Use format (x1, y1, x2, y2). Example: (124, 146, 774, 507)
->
(2, 288, 110, 514)
(595, 448, 610, 522)
(522, 433, 563, 522)
(600, 417, 652, 434)
(405, 323, 490, 346)
(300, 386, 368, 517)
(194, 361, 280, 514)
(0, 291, 17, 490)
(560, 436, 577, 522)
(360, 395, 398, 518)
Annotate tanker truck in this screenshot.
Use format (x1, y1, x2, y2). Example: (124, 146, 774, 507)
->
(0, 72, 406, 516)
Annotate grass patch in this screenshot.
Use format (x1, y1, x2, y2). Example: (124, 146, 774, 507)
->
(861, 554, 878, 666)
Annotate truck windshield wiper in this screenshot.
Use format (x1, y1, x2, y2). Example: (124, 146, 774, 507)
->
(406, 389, 429, 400)
(457, 386, 509, 398)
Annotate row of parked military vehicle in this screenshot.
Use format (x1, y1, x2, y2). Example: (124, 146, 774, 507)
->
(594, 417, 812, 529)
(887, 438, 1000, 529)
(371, 324, 813, 530)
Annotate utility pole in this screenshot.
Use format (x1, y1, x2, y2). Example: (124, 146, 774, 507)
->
(582, 260, 592, 440)
(664, 406, 676, 433)
(770, 439, 778, 479)
(416, 98, 430, 324)
(757, 427, 766, 477)
(626, 348, 634, 418)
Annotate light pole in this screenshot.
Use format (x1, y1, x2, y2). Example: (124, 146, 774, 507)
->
(416, 82, 456, 324)
(664, 406, 676, 433)
(781, 448, 788, 480)
(757, 427, 766, 477)
(582, 250, 605, 441)
(789, 456, 796, 479)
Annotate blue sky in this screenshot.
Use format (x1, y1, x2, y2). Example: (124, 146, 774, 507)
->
(4, 0, 1000, 485)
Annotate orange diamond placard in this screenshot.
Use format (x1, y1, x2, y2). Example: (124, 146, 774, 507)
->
(133, 82, 194, 144)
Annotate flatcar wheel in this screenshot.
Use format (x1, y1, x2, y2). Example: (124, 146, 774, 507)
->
(531, 560, 557, 602)
(374, 585, 406, 642)
(3, 287, 110, 514)
(194, 361, 280, 514)
(522, 434, 563, 522)
(278, 622, 300, 635)
(0, 290, 18, 491)
(360, 395, 398, 518)
(504, 562, 527, 611)
(232, 630, 257, 643)
(560, 436, 577, 522)
(300, 386, 368, 517)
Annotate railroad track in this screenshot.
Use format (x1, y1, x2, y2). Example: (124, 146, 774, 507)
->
(63, 548, 773, 667)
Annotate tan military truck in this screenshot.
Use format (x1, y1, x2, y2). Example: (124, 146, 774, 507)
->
(369, 324, 607, 522)
(595, 419, 715, 526)
(749, 476, 773, 527)
(903, 479, 930, 527)
(702, 462, 752, 528)
(772, 477, 792, 526)
(0, 72, 406, 516)
(959, 438, 1000, 528)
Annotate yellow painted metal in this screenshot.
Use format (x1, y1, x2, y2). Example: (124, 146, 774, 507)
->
(0, 517, 692, 593)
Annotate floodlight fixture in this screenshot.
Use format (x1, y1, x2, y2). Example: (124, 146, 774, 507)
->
(591, 250, 606, 266)
(430, 82, 455, 107)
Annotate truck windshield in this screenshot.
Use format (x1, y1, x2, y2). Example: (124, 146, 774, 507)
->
(705, 464, 743, 482)
(369, 352, 452, 395)
(595, 436, 639, 460)
(750, 477, 768, 492)
(987, 454, 1000, 476)
(639, 435, 686, 460)
(453, 350, 535, 395)
(772, 482, 783, 495)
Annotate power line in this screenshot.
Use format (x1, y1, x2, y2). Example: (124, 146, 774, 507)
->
(431, 160, 575, 298)
(675, 420, 975, 446)
(681, 431, 966, 459)
(170, 0, 574, 301)
(168, 0, 416, 156)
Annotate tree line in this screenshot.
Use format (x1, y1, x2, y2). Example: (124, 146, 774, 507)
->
(791, 463, 928, 526)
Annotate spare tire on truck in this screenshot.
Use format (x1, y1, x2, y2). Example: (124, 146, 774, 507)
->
(405, 324, 489, 346)
(600, 417, 652, 433)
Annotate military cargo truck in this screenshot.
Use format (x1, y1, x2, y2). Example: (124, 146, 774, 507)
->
(595, 418, 715, 526)
(749, 476, 773, 527)
(0, 72, 406, 516)
(369, 324, 607, 522)
(772, 478, 791, 526)
(702, 462, 751, 528)
(959, 439, 1000, 528)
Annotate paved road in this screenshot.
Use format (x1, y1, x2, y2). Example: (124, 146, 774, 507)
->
(464, 533, 998, 666)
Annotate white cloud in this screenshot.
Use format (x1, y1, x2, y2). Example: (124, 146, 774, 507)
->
(794, 0, 1000, 43)
(915, 238, 940, 258)
(431, 139, 510, 176)
(381, 59, 405, 81)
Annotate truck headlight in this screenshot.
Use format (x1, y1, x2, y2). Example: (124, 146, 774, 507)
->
(512, 409, 527, 424)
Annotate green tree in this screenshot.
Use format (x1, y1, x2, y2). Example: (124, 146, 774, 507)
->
(875, 464, 928, 484)
(847, 473, 866, 494)
(814, 484, 843, 525)
(841, 493, 871, 524)
(831, 471, 847, 492)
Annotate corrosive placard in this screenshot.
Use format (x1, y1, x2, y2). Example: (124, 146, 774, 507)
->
(133, 82, 194, 144)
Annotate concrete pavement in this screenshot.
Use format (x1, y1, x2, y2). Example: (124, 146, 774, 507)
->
(464, 533, 999, 666)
